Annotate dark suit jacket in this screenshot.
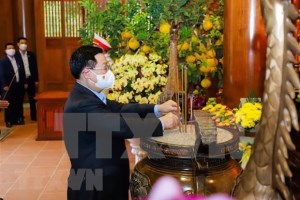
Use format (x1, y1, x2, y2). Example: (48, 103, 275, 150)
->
(15, 51, 39, 82)
(0, 56, 26, 95)
(63, 82, 163, 174)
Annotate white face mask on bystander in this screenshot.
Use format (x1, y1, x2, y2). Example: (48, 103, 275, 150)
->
(5, 49, 15, 56)
(19, 44, 27, 51)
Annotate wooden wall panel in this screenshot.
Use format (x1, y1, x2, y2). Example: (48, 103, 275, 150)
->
(0, 0, 15, 57)
(25, 0, 37, 53)
(45, 50, 65, 81)
(0, 0, 36, 55)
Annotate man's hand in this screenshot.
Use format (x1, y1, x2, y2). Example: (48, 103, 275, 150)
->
(0, 100, 9, 109)
(157, 100, 178, 115)
(159, 112, 179, 130)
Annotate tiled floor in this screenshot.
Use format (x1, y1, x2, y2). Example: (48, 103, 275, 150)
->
(0, 105, 135, 200)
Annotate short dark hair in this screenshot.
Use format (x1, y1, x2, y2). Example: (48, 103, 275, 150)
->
(69, 45, 103, 79)
(17, 37, 27, 43)
(4, 43, 15, 49)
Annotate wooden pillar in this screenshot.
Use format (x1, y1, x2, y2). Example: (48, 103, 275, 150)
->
(223, 0, 267, 108)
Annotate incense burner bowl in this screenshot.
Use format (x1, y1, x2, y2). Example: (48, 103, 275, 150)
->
(129, 127, 242, 199)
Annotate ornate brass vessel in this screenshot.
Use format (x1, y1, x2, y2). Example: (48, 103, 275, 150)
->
(129, 127, 242, 199)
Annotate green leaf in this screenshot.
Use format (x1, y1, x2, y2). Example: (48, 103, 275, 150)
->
(175, 0, 189, 7)
(136, 31, 150, 41)
(178, 26, 193, 42)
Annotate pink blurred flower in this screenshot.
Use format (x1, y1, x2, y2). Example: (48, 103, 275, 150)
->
(142, 176, 234, 200)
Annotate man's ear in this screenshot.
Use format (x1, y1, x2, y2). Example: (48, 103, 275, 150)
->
(81, 68, 91, 79)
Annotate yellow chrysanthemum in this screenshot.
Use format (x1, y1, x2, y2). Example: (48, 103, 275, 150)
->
(235, 102, 262, 129)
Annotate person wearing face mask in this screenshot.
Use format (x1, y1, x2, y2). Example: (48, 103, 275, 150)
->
(0, 43, 26, 127)
(63, 45, 180, 200)
(92, 33, 114, 66)
(15, 37, 39, 121)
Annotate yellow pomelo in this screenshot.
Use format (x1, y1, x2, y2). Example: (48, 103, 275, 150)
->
(141, 45, 151, 54)
(206, 58, 218, 68)
(159, 22, 171, 34)
(201, 78, 212, 88)
(138, 51, 146, 56)
(121, 31, 132, 40)
(207, 49, 216, 58)
(199, 65, 211, 73)
(186, 55, 196, 63)
(203, 19, 213, 31)
(128, 38, 140, 50)
(181, 42, 190, 51)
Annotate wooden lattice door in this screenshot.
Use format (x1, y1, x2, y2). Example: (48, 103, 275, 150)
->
(34, 0, 83, 91)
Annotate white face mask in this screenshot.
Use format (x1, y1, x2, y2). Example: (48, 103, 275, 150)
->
(19, 44, 27, 51)
(5, 49, 15, 56)
(91, 69, 115, 90)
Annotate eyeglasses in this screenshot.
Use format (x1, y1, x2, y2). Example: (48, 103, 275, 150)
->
(88, 63, 110, 72)
(91, 67, 110, 72)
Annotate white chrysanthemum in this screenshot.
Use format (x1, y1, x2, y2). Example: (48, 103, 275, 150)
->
(149, 53, 161, 62)
(138, 97, 149, 104)
(118, 94, 130, 104)
(113, 79, 123, 91)
(107, 91, 121, 101)
(135, 95, 142, 102)
(158, 76, 168, 85)
(148, 93, 158, 104)
(107, 93, 116, 101)
(109, 54, 168, 104)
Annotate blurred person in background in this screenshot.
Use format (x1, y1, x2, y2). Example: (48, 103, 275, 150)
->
(0, 43, 26, 127)
(16, 37, 39, 121)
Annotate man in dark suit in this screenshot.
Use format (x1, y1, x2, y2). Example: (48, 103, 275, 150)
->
(0, 43, 26, 127)
(63, 45, 179, 200)
(15, 37, 39, 121)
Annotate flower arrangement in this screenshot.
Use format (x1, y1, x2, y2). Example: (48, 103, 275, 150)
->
(107, 54, 168, 104)
(234, 102, 262, 132)
(202, 98, 258, 169)
(201, 98, 236, 127)
(79, 0, 224, 96)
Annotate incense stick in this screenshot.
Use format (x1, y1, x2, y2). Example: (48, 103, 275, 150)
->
(184, 67, 188, 132)
(2, 73, 16, 100)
